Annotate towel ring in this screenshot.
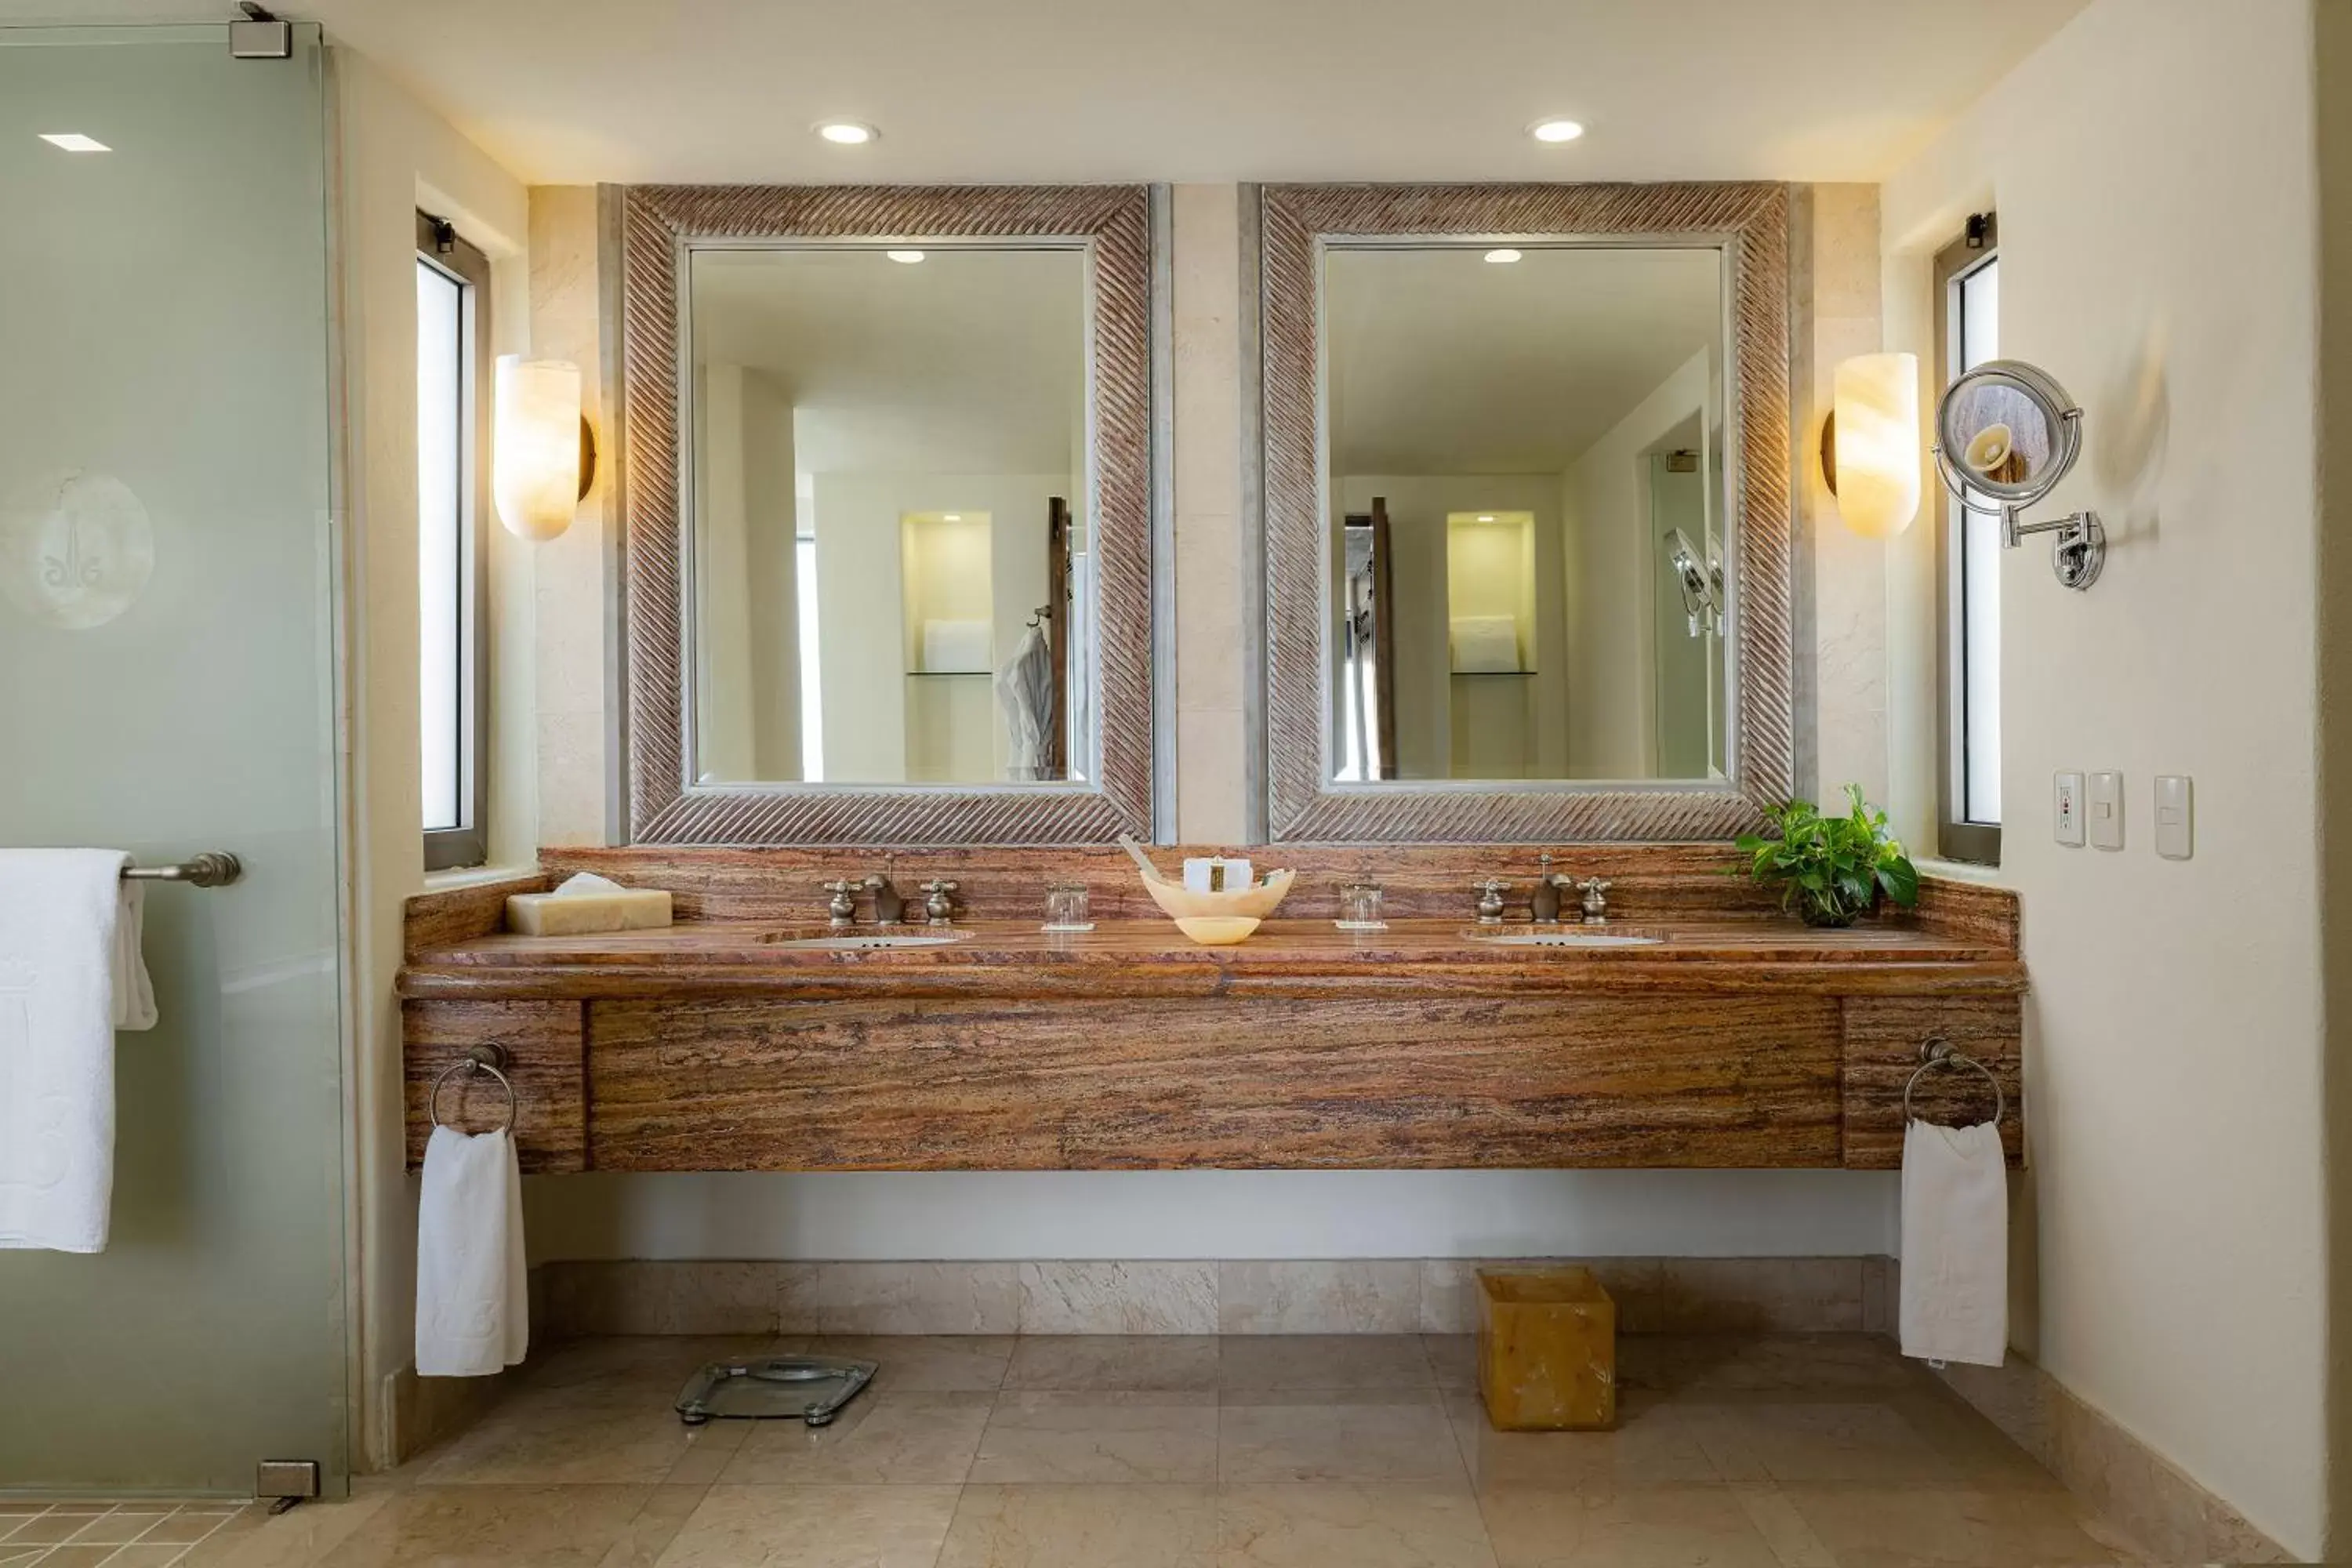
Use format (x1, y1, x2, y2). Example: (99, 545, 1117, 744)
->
(1902, 1036, 2005, 1127)
(430, 1047, 517, 1135)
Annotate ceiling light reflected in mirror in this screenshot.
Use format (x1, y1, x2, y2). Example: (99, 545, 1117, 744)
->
(38, 133, 111, 152)
(814, 121, 877, 145)
(1527, 119, 1585, 144)
(886, 249, 926, 263)
(1483, 249, 1523, 264)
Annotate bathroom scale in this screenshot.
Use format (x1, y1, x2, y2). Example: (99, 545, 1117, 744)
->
(674, 1354, 878, 1427)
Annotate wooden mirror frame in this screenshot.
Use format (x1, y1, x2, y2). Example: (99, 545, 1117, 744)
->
(617, 184, 1159, 844)
(1256, 183, 1795, 842)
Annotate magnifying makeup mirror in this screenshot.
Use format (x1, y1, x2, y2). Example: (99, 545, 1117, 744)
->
(1933, 359, 2105, 590)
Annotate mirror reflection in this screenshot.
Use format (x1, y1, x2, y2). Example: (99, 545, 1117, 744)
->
(688, 246, 1091, 786)
(1326, 245, 1731, 784)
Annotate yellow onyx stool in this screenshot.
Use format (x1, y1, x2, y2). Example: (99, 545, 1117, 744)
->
(1476, 1267, 1617, 1430)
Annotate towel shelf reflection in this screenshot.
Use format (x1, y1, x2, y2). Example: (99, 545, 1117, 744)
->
(122, 851, 242, 887)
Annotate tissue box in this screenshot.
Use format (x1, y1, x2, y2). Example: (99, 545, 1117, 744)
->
(1476, 1267, 1616, 1431)
(505, 883, 673, 936)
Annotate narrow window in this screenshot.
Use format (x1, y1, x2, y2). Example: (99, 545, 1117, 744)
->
(1936, 216, 2001, 863)
(417, 212, 490, 869)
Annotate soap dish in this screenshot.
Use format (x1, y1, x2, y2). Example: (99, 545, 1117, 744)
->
(674, 1355, 877, 1428)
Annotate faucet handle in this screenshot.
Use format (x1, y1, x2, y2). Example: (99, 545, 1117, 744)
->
(822, 878, 858, 927)
(1474, 877, 1508, 925)
(1581, 877, 1612, 895)
(919, 879, 960, 927)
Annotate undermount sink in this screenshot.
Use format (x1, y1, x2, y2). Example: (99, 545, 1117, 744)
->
(1474, 928, 1664, 949)
(768, 932, 967, 950)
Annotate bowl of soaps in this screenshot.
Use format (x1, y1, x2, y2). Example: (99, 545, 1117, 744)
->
(1120, 837, 1292, 944)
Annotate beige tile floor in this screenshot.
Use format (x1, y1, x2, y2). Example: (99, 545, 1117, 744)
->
(1, 1334, 2161, 1567)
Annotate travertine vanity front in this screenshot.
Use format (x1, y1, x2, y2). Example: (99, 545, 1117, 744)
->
(401, 847, 2024, 1177)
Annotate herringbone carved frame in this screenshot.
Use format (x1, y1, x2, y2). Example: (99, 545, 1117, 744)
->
(619, 184, 1156, 845)
(1260, 183, 1795, 843)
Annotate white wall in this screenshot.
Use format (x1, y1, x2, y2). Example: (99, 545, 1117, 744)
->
(1882, 0, 2327, 1552)
(525, 1170, 1896, 1263)
(1564, 348, 1711, 777)
(329, 45, 528, 1469)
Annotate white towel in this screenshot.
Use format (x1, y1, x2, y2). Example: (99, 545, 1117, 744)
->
(415, 1124, 528, 1377)
(1900, 1119, 2008, 1367)
(994, 622, 1056, 779)
(1450, 615, 1523, 673)
(922, 618, 993, 673)
(0, 849, 158, 1254)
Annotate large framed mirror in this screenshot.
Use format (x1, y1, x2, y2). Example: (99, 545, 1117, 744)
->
(1257, 183, 1795, 840)
(619, 185, 1157, 844)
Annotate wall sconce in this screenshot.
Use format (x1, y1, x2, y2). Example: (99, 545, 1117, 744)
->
(1820, 352, 1921, 539)
(492, 356, 597, 542)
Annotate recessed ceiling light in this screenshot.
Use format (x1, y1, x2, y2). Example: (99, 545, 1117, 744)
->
(886, 249, 926, 263)
(815, 121, 877, 146)
(1484, 249, 1523, 264)
(1528, 119, 1586, 144)
(943, 513, 963, 521)
(39, 132, 111, 153)
(1477, 514, 1498, 522)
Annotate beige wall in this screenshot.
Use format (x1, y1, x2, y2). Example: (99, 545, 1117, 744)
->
(1882, 0, 2328, 1552)
(330, 46, 529, 1469)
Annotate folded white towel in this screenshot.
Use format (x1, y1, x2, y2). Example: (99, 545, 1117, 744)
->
(0, 849, 157, 1254)
(1900, 1118, 2008, 1367)
(1450, 615, 1523, 673)
(922, 618, 993, 673)
(415, 1124, 528, 1377)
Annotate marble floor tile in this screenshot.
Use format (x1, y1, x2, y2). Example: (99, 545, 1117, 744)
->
(1777, 1483, 2137, 1566)
(521, 1337, 782, 1397)
(1693, 1403, 1963, 1486)
(1217, 1483, 1497, 1568)
(1217, 1335, 1435, 1393)
(416, 1386, 748, 1486)
(1636, 1334, 1924, 1397)
(939, 1483, 1217, 1568)
(717, 1392, 993, 1485)
(772, 1334, 1015, 1392)
(1004, 1335, 1221, 1392)
(302, 1484, 688, 1567)
(1450, 1392, 1724, 1490)
(971, 1392, 1220, 1483)
(651, 1483, 960, 1568)
(1478, 1484, 1786, 1567)
(1218, 1400, 1468, 1484)
(58, 1506, 175, 1544)
(179, 1490, 396, 1567)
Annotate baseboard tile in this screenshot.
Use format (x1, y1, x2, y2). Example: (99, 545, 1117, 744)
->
(538, 1254, 1880, 1340)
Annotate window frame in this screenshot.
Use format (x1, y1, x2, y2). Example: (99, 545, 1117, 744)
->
(416, 211, 492, 872)
(1934, 213, 2001, 865)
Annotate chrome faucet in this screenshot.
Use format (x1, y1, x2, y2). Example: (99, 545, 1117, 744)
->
(860, 874, 907, 925)
(919, 878, 960, 927)
(1530, 855, 1574, 924)
(1579, 877, 1613, 925)
(1475, 877, 1509, 925)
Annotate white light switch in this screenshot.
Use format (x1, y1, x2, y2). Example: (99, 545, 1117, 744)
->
(2053, 772, 2085, 847)
(2155, 775, 2194, 860)
(2089, 770, 2125, 850)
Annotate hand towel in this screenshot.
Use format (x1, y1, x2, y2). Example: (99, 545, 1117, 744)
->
(0, 848, 158, 1254)
(994, 622, 1057, 780)
(922, 618, 993, 673)
(1450, 615, 1523, 674)
(415, 1123, 529, 1377)
(1899, 1118, 2008, 1367)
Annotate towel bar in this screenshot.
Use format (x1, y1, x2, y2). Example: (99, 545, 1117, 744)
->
(1902, 1036, 2005, 1127)
(122, 852, 241, 887)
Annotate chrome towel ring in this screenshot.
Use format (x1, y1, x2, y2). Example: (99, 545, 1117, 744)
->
(430, 1044, 516, 1136)
(1902, 1036, 2005, 1127)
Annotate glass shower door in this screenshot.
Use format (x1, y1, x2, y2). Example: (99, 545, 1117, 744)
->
(0, 23, 347, 1494)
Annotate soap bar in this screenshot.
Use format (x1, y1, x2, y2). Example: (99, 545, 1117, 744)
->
(1182, 857, 1253, 895)
(505, 887, 673, 936)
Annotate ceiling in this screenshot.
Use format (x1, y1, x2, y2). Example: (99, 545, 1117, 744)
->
(1329, 245, 1722, 474)
(2, 1, 2089, 185)
(693, 246, 1083, 476)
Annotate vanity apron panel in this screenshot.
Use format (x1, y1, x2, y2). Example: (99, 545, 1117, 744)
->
(581, 993, 1843, 1171)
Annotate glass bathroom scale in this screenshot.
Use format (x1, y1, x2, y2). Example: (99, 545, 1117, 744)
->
(674, 1355, 878, 1427)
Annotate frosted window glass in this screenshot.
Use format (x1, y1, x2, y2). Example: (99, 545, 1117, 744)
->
(417, 261, 462, 831)
(1956, 256, 2001, 826)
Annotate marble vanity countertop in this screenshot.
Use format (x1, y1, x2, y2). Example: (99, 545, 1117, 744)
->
(397, 916, 2027, 1001)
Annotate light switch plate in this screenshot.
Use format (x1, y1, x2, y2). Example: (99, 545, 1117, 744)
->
(2089, 770, 2125, 850)
(2155, 775, 2194, 860)
(2053, 771, 2085, 847)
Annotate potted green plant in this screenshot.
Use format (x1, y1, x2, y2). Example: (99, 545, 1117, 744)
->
(1736, 784, 1920, 928)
